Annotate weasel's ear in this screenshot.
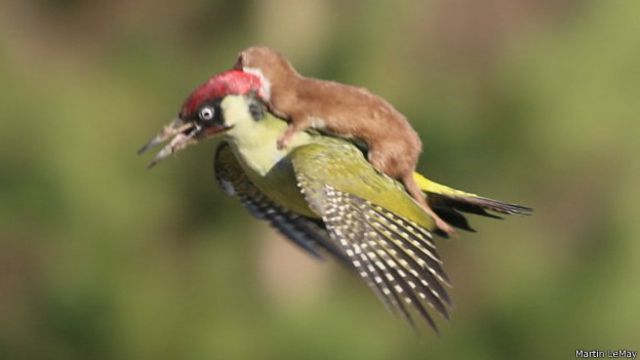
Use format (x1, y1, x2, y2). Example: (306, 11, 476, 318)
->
(234, 53, 244, 70)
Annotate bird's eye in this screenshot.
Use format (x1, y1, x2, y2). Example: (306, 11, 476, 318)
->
(199, 106, 215, 121)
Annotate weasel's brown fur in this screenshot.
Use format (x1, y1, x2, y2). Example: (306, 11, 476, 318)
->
(236, 46, 452, 234)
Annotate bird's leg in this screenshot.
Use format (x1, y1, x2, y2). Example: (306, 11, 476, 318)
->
(404, 174, 454, 235)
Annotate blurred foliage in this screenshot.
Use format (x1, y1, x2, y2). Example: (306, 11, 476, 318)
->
(1, 0, 639, 359)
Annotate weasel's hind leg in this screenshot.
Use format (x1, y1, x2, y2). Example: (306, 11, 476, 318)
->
(368, 149, 454, 235)
(403, 174, 455, 236)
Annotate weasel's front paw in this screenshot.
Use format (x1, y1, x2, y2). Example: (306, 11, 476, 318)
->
(276, 135, 291, 150)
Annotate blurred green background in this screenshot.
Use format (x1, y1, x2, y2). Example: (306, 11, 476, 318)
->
(1, 0, 639, 359)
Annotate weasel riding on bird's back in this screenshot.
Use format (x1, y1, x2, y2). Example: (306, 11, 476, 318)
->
(138, 48, 532, 332)
(234, 47, 453, 235)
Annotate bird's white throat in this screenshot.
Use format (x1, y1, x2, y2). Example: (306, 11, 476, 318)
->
(227, 118, 312, 177)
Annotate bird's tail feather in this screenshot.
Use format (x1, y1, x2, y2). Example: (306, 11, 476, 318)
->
(413, 172, 532, 232)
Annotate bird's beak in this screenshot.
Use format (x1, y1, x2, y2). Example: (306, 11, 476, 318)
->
(137, 118, 202, 168)
(138, 117, 233, 168)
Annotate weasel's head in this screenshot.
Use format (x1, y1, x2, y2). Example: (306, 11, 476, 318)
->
(234, 46, 298, 97)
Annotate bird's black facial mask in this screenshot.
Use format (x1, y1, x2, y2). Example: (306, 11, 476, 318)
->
(192, 99, 230, 137)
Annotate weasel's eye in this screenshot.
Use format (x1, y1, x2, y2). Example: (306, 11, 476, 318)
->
(248, 101, 263, 121)
(199, 106, 214, 121)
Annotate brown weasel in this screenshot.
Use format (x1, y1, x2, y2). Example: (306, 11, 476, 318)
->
(235, 46, 453, 234)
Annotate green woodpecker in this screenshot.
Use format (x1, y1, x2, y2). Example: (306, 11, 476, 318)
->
(139, 92, 531, 332)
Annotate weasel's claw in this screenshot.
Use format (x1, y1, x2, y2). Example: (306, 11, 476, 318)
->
(276, 135, 290, 150)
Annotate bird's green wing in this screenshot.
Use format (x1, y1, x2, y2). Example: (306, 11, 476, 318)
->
(290, 139, 451, 331)
(214, 142, 348, 263)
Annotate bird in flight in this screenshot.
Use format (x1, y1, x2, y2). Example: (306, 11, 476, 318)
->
(139, 72, 531, 333)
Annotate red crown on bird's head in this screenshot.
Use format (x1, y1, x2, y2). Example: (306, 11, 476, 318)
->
(180, 70, 266, 119)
